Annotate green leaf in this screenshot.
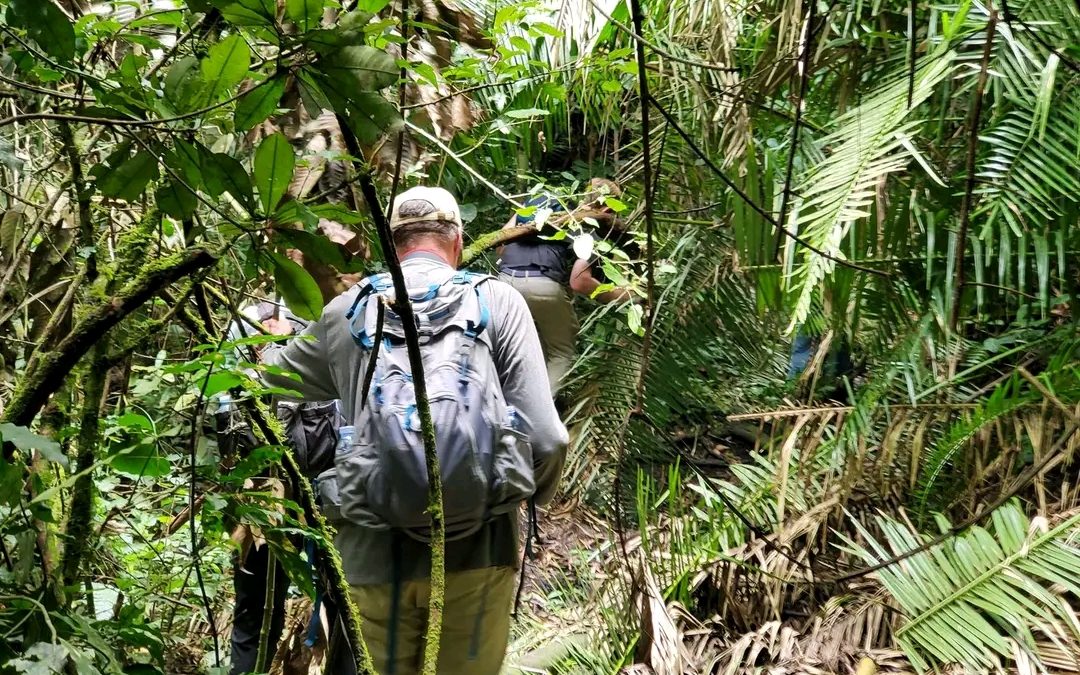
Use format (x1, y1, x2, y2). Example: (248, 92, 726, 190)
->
(314, 46, 397, 91)
(273, 226, 348, 269)
(254, 133, 295, 215)
(0, 458, 24, 506)
(272, 200, 320, 229)
(310, 203, 365, 225)
(529, 21, 564, 38)
(227, 444, 284, 483)
(411, 62, 439, 87)
(286, 0, 324, 32)
(267, 535, 316, 598)
(603, 196, 628, 212)
(95, 150, 159, 202)
(156, 180, 198, 219)
(163, 55, 204, 113)
(115, 413, 153, 431)
(296, 69, 333, 116)
(234, 76, 287, 131)
(110, 442, 170, 478)
(627, 302, 645, 336)
(6, 0, 75, 62)
(303, 10, 375, 50)
(505, 108, 550, 119)
(345, 92, 402, 145)
(355, 0, 391, 11)
(0, 424, 65, 467)
(269, 251, 323, 320)
(211, 0, 276, 26)
(2, 209, 25, 253)
(166, 140, 204, 190)
(203, 152, 254, 208)
(203, 372, 243, 397)
(201, 34, 251, 105)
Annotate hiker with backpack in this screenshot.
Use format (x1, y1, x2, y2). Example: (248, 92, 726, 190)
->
(215, 300, 351, 674)
(261, 185, 569, 674)
(497, 178, 637, 395)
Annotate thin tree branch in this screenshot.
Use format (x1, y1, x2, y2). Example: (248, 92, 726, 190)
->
(907, 0, 918, 108)
(629, 0, 658, 413)
(388, 0, 410, 227)
(337, 116, 447, 675)
(176, 301, 376, 674)
(776, 0, 817, 261)
(390, 4, 444, 672)
(999, 0, 1080, 74)
(653, 200, 725, 215)
(403, 121, 522, 207)
(0, 77, 273, 131)
(1, 247, 218, 433)
(254, 547, 277, 672)
(949, 5, 997, 332)
(460, 226, 536, 266)
(585, 0, 739, 73)
(399, 63, 584, 110)
(58, 121, 96, 280)
(146, 9, 221, 79)
(189, 345, 222, 667)
(0, 72, 91, 101)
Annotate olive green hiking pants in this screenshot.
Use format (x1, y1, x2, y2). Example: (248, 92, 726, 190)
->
(499, 273, 578, 395)
(350, 566, 516, 675)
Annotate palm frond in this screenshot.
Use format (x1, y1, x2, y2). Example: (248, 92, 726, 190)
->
(913, 374, 1036, 520)
(785, 51, 955, 328)
(976, 82, 1080, 221)
(841, 501, 1080, 673)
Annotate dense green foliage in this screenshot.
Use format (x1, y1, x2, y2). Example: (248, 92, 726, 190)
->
(0, 0, 1078, 673)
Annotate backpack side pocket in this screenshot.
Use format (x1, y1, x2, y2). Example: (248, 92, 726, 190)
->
(336, 442, 388, 530)
(490, 425, 535, 514)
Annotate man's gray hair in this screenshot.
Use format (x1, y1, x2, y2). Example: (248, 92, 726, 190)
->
(392, 200, 460, 246)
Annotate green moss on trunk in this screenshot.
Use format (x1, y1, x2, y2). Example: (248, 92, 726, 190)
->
(60, 350, 108, 596)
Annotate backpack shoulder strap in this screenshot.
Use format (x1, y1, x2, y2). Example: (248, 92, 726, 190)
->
(346, 273, 392, 348)
(447, 272, 497, 395)
(450, 271, 494, 339)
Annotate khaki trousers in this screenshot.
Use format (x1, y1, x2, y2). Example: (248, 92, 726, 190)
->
(499, 274, 578, 395)
(350, 566, 516, 675)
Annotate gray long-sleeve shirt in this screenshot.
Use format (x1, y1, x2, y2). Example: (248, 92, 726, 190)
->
(262, 252, 568, 585)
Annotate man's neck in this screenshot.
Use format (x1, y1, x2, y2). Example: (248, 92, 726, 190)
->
(400, 246, 455, 266)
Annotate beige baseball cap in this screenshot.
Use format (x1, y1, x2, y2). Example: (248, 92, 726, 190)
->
(388, 186, 463, 232)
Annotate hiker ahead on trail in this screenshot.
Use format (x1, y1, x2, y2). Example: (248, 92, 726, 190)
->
(261, 185, 569, 675)
(497, 178, 637, 395)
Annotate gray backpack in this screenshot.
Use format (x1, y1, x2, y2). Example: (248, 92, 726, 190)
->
(333, 271, 536, 541)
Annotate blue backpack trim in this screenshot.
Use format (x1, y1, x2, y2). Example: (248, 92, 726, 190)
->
(348, 271, 495, 411)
